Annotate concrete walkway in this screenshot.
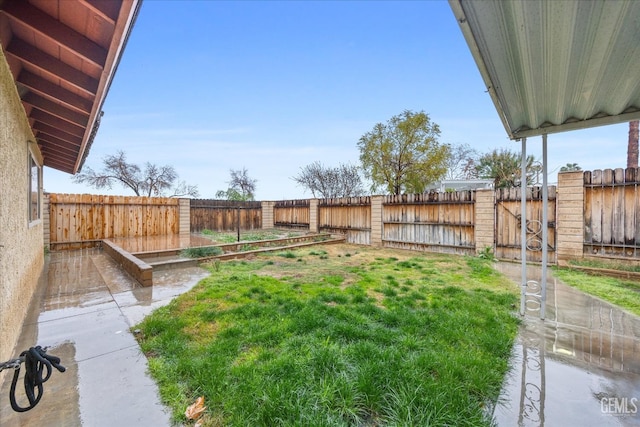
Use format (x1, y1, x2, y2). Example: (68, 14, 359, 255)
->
(493, 262, 640, 426)
(2, 250, 639, 426)
(0, 248, 209, 426)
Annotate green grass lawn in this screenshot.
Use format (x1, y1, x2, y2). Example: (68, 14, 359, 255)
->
(200, 229, 303, 243)
(135, 245, 519, 426)
(553, 267, 640, 316)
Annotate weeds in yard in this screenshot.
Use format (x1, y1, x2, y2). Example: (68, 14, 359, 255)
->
(477, 246, 496, 261)
(200, 229, 305, 244)
(278, 251, 297, 259)
(136, 245, 519, 426)
(180, 246, 223, 258)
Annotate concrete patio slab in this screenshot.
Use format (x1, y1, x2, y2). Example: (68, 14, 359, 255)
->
(2, 249, 639, 426)
(0, 248, 209, 426)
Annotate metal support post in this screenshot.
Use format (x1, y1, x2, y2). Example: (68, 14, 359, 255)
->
(520, 138, 527, 316)
(540, 134, 548, 320)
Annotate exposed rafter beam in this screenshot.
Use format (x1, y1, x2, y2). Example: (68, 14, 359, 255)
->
(1, 0, 140, 175)
(30, 109, 85, 138)
(33, 122, 83, 146)
(41, 153, 76, 172)
(40, 145, 78, 161)
(83, 0, 120, 23)
(6, 38, 99, 95)
(18, 70, 93, 114)
(37, 132, 81, 149)
(0, 1, 107, 67)
(23, 92, 89, 127)
(38, 137, 80, 157)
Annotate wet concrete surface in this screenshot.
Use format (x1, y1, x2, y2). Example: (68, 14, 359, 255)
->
(109, 234, 214, 253)
(3, 248, 639, 426)
(493, 262, 640, 426)
(0, 248, 209, 426)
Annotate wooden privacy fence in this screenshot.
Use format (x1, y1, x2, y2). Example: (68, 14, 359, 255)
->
(382, 191, 476, 254)
(319, 197, 371, 244)
(495, 186, 556, 263)
(190, 199, 261, 232)
(274, 199, 310, 229)
(47, 170, 640, 266)
(584, 168, 640, 258)
(47, 193, 180, 244)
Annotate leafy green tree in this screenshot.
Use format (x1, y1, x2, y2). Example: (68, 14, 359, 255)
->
(475, 148, 536, 188)
(216, 168, 257, 200)
(358, 110, 449, 194)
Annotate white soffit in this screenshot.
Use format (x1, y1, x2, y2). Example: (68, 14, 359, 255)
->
(449, 0, 640, 140)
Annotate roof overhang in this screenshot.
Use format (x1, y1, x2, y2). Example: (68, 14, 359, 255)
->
(0, 0, 141, 174)
(449, 0, 640, 140)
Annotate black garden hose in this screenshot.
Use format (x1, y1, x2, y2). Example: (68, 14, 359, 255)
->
(6, 346, 65, 412)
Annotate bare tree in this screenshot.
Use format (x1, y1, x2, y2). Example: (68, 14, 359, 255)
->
(216, 168, 257, 200)
(444, 143, 479, 180)
(73, 150, 199, 197)
(293, 161, 365, 198)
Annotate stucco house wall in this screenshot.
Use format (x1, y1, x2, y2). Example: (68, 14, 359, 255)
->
(0, 46, 44, 365)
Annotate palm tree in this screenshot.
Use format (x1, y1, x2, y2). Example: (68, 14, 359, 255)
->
(560, 163, 581, 172)
(627, 120, 639, 168)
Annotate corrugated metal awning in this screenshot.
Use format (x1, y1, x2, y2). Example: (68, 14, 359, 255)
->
(449, 0, 640, 140)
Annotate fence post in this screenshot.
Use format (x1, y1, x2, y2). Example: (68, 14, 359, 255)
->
(370, 196, 383, 247)
(179, 198, 190, 235)
(309, 199, 319, 233)
(556, 171, 584, 266)
(262, 201, 274, 229)
(474, 189, 495, 255)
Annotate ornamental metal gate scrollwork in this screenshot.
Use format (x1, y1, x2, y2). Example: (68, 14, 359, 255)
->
(493, 136, 555, 319)
(494, 198, 557, 264)
(519, 136, 551, 320)
(495, 196, 556, 319)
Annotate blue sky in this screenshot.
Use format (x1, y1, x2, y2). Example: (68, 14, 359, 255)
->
(44, 0, 630, 200)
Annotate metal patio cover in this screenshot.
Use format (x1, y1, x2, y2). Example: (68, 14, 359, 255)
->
(0, 0, 141, 174)
(449, 0, 640, 140)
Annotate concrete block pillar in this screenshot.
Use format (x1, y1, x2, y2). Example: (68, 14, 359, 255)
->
(474, 189, 495, 254)
(43, 193, 50, 248)
(557, 171, 584, 265)
(262, 201, 274, 229)
(179, 198, 190, 235)
(370, 196, 383, 247)
(309, 199, 319, 233)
